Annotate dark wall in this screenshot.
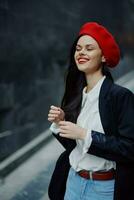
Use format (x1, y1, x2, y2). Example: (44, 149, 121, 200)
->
(0, 0, 134, 160)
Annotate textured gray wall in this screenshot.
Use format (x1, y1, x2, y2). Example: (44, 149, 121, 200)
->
(0, 0, 133, 160)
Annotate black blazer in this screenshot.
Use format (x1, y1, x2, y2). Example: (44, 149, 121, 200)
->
(48, 77, 134, 200)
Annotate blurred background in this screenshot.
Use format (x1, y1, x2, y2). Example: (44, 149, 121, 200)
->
(0, 0, 134, 199)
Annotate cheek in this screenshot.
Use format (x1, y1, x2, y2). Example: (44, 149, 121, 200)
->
(74, 52, 78, 62)
(90, 52, 102, 62)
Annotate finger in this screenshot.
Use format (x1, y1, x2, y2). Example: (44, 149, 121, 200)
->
(48, 114, 58, 118)
(59, 125, 68, 130)
(59, 133, 72, 139)
(59, 129, 69, 134)
(49, 110, 60, 114)
(50, 105, 59, 110)
(59, 133, 68, 138)
(59, 121, 69, 126)
(48, 117, 55, 121)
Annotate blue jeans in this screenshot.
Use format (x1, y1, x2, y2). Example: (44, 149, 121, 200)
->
(64, 167, 115, 200)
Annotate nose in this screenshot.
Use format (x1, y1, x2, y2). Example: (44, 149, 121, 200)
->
(79, 48, 86, 55)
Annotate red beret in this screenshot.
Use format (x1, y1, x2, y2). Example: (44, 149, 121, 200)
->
(79, 22, 120, 68)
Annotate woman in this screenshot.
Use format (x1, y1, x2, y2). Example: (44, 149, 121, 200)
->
(48, 22, 134, 200)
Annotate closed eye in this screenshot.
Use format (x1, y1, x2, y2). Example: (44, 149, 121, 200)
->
(76, 44, 95, 51)
(75, 46, 82, 51)
(86, 47, 94, 51)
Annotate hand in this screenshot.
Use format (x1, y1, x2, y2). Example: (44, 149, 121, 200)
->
(58, 121, 87, 140)
(48, 105, 65, 124)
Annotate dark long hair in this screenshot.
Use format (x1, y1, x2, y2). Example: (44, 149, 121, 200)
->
(60, 36, 113, 123)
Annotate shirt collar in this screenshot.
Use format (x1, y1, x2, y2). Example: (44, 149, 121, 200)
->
(82, 76, 106, 103)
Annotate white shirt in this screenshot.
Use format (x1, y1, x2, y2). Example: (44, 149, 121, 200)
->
(50, 76, 116, 172)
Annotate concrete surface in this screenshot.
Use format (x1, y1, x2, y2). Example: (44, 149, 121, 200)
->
(0, 137, 64, 200)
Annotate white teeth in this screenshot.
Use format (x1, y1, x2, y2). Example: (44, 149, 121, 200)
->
(80, 59, 87, 61)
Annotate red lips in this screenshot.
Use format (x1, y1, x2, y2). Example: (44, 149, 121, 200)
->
(77, 57, 90, 64)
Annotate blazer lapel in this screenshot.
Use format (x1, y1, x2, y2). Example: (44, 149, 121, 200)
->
(99, 77, 116, 136)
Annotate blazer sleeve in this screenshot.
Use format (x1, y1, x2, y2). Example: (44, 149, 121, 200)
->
(87, 88, 134, 163)
(52, 133, 76, 151)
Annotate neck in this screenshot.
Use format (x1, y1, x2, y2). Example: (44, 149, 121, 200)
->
(85, 70, 103, 92)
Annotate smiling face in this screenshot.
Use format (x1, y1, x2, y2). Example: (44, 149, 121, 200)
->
(74, 35, 106, 75)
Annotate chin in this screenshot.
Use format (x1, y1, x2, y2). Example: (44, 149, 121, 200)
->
(77, 67, 86, 73)
(77, 65, 92, 73)
(77, 64, 87, 70)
